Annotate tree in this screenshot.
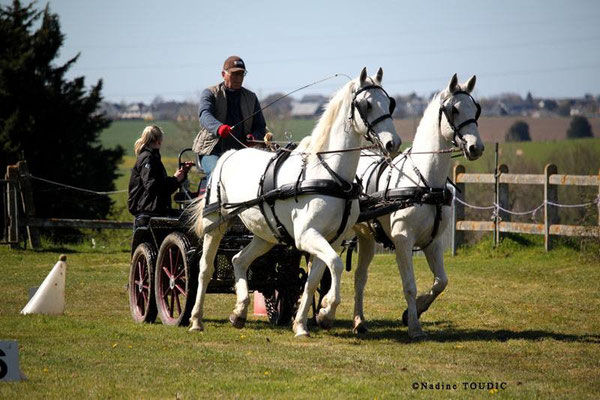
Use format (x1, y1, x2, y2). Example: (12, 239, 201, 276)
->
(505, 120, 531, 142)
(566, 115, 593, 139)
(0, 1, 123, 224)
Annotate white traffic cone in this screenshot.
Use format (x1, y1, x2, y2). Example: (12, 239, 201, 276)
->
(21, 255, 67, 315)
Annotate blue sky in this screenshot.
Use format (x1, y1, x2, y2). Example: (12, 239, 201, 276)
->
(12, 0, 600, 103)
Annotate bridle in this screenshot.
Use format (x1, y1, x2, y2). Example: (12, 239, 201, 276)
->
(350, 84, 396, 154)
(438, 90, 481, 149)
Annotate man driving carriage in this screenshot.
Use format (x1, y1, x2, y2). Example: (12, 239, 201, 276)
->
(192, 55, 273, 192)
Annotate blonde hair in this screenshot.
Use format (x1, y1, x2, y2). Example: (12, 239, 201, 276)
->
(134, 125, 164, 156)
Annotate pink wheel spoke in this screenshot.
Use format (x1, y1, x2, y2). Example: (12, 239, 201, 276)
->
(175, 293, 182, 314)
(169, 293, 175, 316)
(173, 249, 181, 276)
(137, 261, 144, 281)
(168, 248, 175, 275)
(174, 268, 185, 280)
(141, 290, 148, 307)
(175, 284, 186, 297)
(162, 266, 172, 279)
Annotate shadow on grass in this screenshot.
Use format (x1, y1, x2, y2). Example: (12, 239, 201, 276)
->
(329, 318, 600, 344)
(195, 318, 600, 344)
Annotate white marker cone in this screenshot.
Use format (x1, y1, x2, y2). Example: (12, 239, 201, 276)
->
(21, 255, 67, 315)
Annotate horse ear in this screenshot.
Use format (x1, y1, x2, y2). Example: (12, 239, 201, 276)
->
(375, 67, 383, 84)
(360, 67, 367, 85)
(447, 73, 458, 93)
(465, 75, 476, 93)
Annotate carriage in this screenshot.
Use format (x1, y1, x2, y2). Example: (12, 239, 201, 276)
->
(127, 148, 330, 327)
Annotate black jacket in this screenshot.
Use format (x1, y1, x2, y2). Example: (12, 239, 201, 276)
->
(128, 146, 179, 216)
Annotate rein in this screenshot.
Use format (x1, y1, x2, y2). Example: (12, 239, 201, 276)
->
(227, 73, 351, 149)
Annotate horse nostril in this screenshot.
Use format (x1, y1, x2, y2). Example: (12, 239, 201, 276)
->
(386, 141, 394, 153)
(468, 145, 477, 155)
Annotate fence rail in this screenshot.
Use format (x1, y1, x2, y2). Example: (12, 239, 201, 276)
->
(452, 163, 600, 253)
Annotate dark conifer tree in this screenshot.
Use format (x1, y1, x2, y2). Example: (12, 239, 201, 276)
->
(0, 1, 123, 222)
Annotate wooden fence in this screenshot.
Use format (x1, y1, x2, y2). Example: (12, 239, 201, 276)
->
(452, 163, 600, 253)
(2, 161, 131, 249)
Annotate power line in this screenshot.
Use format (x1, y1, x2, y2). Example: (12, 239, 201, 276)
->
(101, 63, 600, 99)
(69, 35, 600, 73)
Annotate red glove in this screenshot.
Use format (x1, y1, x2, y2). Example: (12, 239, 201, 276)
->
(218, 124, 232, 138)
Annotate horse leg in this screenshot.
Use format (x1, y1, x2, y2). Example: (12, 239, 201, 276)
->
(418, 240, 447, 315)
(189, 223, 228, 332)
(293, 257, 327, 337)
(229, 236, 274, 328)
(353, 230, 376, 334)
(296, 228, 344, 331)
(393, 236, 426, 340)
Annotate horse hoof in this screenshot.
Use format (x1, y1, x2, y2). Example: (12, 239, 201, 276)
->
(229, 314, 246, 329)
(188, 323, 204, 332)
(316, 312, 334, 330)
(353, 321, 368, 335)
(409, 331, 428, 341)
(293, 322, 310, 338)
(402, 309, 424, 326)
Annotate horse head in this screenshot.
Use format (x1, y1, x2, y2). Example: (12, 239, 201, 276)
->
(439, 73, 484, 160)
(351, 67, 402, 156)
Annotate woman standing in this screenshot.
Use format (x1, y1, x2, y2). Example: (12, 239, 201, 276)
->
(128, 125, 192, 229)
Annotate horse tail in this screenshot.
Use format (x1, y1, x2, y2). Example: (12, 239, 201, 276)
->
(188, 196, 206, 238)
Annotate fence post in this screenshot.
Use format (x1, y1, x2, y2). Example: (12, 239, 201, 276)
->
(496, 164, 509, 244)
(5, 165, 20, 248)
(544, 164, 558, 251)
(17, 161, 41, 249)
(452, 164, 465, 255)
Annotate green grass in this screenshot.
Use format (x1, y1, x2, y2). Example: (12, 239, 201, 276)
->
(1, 241, 598, 399)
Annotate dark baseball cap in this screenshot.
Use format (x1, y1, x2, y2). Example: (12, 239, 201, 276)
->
(223, 56, 246, 72)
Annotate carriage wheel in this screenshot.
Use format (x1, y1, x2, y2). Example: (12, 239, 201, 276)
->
(155, 232, 198, 326)
(129, 243, 158, 323)
(264, 289, 297, 326)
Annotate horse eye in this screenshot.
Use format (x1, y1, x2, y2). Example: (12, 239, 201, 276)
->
(452, 105, 459, 115)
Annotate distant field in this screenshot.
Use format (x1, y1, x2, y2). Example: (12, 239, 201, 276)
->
(100, 119, 317, 158)
(394, 116, 600, 143)
(101, 116, 600, 159)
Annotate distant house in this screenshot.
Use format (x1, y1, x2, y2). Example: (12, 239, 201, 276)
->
(290, 101, 324, 118)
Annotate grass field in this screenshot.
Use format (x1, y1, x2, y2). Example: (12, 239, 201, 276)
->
(1, 238, 598, 399)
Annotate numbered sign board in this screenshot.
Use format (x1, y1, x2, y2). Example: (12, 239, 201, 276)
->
(0, 341, 24, 381)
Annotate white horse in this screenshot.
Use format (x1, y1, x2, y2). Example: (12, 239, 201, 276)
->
(352, 74, 484, 339)
(189, 68, 401, 337)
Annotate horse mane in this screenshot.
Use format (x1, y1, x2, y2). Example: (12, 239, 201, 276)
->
(413, 88, 450, 140)
(297, 79, 356, 154)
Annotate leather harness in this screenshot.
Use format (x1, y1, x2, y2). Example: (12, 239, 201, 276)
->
(203, 144, 361, 247)
(357, 149, 454, 251)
